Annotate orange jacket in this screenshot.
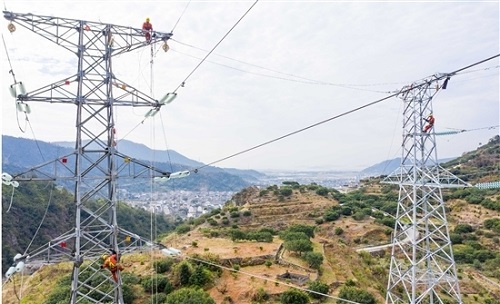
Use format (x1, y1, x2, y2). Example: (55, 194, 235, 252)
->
(103, 254, 118, 271)
(142, 22, 153, 31)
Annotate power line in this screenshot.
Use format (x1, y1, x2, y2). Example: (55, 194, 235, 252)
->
(186, 256, 363, 304)
(192, 54, 500, 172)
(171, 38, 405, 93)
(436, 125, 499, 136)
(195, 92, 398, 171)
(2, 33, 17, 83)
(171, 0, 191, 33)
(173, 0, 259, 93)
(172, 38, 408, 90)
(169, 48, 391, 93)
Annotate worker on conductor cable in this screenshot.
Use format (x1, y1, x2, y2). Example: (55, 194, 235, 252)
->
(423, 113, 435, 133)
(142, 17, 153, 43)
(100, 249, 124, 282)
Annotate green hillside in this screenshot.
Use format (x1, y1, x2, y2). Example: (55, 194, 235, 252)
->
(1, 181, 177, 273)
(2, 136, 499, 304)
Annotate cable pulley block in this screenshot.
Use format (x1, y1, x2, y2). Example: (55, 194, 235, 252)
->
(162, 42, 169, 52)
(7, 22, 15, 32)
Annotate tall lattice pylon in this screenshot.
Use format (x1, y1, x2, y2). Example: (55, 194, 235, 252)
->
(383, 76, 470, 304)
(4, 11, 173, 303)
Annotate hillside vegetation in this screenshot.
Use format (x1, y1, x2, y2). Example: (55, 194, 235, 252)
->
(2, 136, 499, 304)
(1, 182, 177, 273)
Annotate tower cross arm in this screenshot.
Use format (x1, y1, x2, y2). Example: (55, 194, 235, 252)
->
(3, 11, 172, 55)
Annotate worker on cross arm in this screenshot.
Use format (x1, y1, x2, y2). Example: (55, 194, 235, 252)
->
(100, 249, 124, 282)
(423, 113, 435, 133)
(142, 17, 153, 43)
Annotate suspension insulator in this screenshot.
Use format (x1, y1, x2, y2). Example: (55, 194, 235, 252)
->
(15, 261, 24, 273)
(5, 266, 16, 279)
(8, 23, 16, 33)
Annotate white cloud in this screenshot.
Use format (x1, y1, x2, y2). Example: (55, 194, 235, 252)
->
(2, 1, 499, 171)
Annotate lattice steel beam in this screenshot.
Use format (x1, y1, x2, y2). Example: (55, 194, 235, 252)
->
(383, 76, 469, 304)
(4, 11, 173, 303)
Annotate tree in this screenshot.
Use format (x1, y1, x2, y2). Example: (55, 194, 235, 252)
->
(173, 261, 193, 286)
(122, 284, 136, 304)
(280, 187, 293, 197)
(141, 274, 172, 294)
(280, 231, 309, 242)
(337, 286, 376, 304)
(154, 258, 175, 273)
(454, 224, 474, 234)
(230, 229, 247, 242)
(176, 224, 191, 234)
(189, 265, 211, 287)
(280, 289, 310, 304)
(304, 252, 324, 269)
(308, 281, 329, 299)
(316, 187, 329, 196)
(284, 239, 313, 255)
(165, 287, 215, 304)
(247, 231, 273, 242)
(324, 210, 340, 221)
(288, 224, 315, 238)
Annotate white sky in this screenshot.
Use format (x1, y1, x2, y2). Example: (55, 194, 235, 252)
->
(1, 0, 499, 171)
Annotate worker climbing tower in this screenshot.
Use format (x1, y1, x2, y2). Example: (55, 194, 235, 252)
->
(3, 11, 175, 303)
(383, 76, 470, 304)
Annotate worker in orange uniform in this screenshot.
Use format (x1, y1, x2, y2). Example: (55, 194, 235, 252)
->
(423, 113, 435, 133)
(100, 250, 124, 282)
(142, 17, 153, 43)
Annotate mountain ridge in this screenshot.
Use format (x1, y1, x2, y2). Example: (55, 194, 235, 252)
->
(1, 135, 255, 191)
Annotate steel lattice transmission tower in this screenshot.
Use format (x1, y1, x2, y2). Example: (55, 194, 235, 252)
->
(4, 11, 174, 303)
(383, 76, 470, 304)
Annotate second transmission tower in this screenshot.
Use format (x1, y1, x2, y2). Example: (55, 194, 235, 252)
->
(383, 76, 469, 304)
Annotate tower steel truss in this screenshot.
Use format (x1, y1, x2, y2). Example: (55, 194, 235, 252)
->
(383, 77, 470, 304)
(4, 11, 173, 303)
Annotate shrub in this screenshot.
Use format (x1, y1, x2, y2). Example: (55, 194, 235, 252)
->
(207, 218, 218, 226)
(122, 284, 136, 303)
(316, 187, 329, 196)
(154, 258, 174, 274)
(287, 224, 315, 238)
(324, 210, 340, 221)
(253, 287, 270, 302)
(280, 187, 293, 197)
(176, 224, 191, 234)
(259, 190, 269, 196)
(165, 288, 215, 304)
(281, 289, 310, 304)
(141, 274, 172, 293)
(337, 286, 376, 304)
(303, 252, 324, 269)
(189, 265, 211, 287)
(454, 224, 474, 234)
(308, 281, 329, 299)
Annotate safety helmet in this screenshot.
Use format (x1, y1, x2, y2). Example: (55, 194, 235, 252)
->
(102, 254, 109, 260)
(146, 17, 150, 22)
